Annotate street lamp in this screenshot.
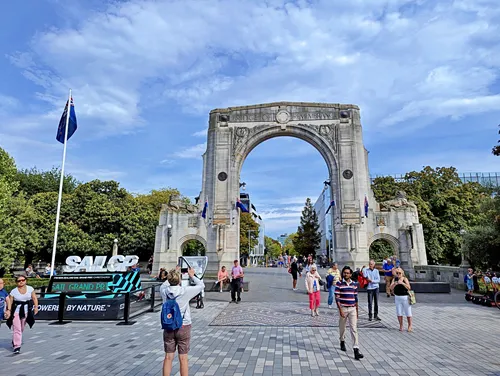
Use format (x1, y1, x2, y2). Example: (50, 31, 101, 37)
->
(459, 229, 470, 267)
(239, 182, 246, 191)
(248, 229, 258, 267)
(167, 224, 172, 250)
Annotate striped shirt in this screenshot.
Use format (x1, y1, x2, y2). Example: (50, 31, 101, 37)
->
(335, 279, 358, 307)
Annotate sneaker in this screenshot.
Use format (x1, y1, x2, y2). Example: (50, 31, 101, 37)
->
(230, 300, 236, 303)
(368, 317, 372, 322)
(374, 316, 381, 321)
(328, 305, 332, 309)
(235, 301, 240, 304)
(13, 347, 20, 354)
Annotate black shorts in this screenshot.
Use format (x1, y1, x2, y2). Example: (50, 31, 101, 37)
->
(291, 272, 298, 280)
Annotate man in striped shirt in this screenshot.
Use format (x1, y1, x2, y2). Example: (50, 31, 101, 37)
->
(335, 266, 364, 360)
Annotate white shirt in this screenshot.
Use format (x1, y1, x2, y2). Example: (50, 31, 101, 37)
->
(10, 286, 34, 314)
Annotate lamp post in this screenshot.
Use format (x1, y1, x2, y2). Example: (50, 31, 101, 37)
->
(459, 229, 470, 268)
(248, 229, 257, 267)
(112, 238, 118, 256)
(167, 224, 172, 250)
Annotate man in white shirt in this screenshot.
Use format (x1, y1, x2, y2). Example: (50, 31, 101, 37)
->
(363, 260, 381, 321)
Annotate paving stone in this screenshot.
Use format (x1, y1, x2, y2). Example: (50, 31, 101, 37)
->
(1, 268, 499, 375)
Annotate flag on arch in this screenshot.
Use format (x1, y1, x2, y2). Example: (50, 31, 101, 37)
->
(364, 195, 369, 217)
(201, 201, 208, 218)
(325, 200, 335, 215)
(56, 97, 78, 143)
(236, 199, 249, 213)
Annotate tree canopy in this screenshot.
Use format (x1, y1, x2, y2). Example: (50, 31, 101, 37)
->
(293, 198, 321, 257)
(372, 166, 490, 265)
(239, 212, 259, 257)
(0, 146, 185, 269)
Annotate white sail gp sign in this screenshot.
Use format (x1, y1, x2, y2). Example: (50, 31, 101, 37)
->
(63, 255, 139, 273)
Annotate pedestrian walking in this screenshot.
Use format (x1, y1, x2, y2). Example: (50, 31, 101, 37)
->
(363, 260, 381, 321)
(335, 266, 364, 360)
(305, 264, 322, 316)
(230, 260, 244, 303)
(0, 279, 8, 320)
(5, 276, 38, 354)
(161, 266, 205, 376)
(290, 257, 300, 290)
(389, 268, 413, 332)
(465, 268, 474, 294)
(326, 263, 341, 308)
(383, 258, 395, 297)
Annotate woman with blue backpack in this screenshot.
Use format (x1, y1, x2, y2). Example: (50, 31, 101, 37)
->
(160, 266, 205, 376)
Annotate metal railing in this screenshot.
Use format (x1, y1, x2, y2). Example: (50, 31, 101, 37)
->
(37, 283, 163, 325)
(370, 172, 500, 187)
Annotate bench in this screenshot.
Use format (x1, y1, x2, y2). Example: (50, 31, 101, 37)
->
(205, 281, 250, 292)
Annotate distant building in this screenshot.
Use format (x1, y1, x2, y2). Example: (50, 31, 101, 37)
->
(313, 188, 333, 261)
(370, 172, 500, 187)
(277, 233, 288, 247)
(240, 192, 265, 265)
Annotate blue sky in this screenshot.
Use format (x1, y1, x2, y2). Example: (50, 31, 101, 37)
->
(0, 0, 499, 238)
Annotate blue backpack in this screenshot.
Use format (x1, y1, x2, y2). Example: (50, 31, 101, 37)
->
(161, 296, 183, 331)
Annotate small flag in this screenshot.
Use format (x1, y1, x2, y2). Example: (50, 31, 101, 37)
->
(325, 200, 335, 215)
(56, 97, 78, 143)
(364, 195, 369, 217)
(201, 201, 208, 218)
(236, 199, 249, 213)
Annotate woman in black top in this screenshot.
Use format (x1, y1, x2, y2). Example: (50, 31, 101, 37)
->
(290, 258, 300, 290)
(390, 268, 413, 332)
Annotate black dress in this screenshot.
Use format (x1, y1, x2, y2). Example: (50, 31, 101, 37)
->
(291, 262, 298, 280)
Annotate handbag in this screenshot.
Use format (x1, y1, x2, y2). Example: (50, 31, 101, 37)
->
(318, 279, 325, 286)
(408, 290, 416, 305)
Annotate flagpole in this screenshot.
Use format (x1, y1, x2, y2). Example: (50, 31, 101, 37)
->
(50, 89, 72, 276)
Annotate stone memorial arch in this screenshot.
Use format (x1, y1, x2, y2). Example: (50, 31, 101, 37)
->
(153, 102, 427, 275)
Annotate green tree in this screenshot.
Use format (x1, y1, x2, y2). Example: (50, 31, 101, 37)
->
(371, 166, 485, 265)
(0, 147, 34, 269)
(293, 198, 321, 257)
(239, 213, 259, 257)
(182, 240, 206, 256)
(463, 192, 500, 269)
(283, 233, 298, 256)
(264, 236, 282, 259)
(135, 188, 183, 214)
(16, 167, 79, 197)
(369, 239, 394, 261)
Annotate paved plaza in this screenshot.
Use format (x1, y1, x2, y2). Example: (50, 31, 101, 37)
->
(1, 267, 500, 376)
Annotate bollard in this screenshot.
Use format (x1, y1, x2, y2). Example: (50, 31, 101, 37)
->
(150, 286, 155, 312)
(49, 293, 71, 325)
(117, 292, 136, 325)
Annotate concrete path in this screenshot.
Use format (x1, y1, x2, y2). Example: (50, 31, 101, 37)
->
(1, 267, 499, 376)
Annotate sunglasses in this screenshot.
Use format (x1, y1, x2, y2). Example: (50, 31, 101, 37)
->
(17, 279, 26, 282)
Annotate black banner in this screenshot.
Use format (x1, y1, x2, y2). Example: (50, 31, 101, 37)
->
(36, 296, 125, 320)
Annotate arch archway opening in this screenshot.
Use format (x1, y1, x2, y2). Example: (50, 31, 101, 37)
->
(239, 136, 332, 263)
(369, 239, 396, 262)
(181, 239, 206, 257)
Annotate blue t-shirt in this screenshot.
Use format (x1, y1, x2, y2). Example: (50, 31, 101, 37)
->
(383, 263, 394, 277)
(0, 289, 8, 320)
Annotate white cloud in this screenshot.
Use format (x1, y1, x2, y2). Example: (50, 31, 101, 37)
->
(192, 129, 207, 137)
(7, 0, 500, 137)
(173, 143, 206, 159)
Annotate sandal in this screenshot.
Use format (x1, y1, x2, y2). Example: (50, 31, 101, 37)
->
(407, 328, 413, 333)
